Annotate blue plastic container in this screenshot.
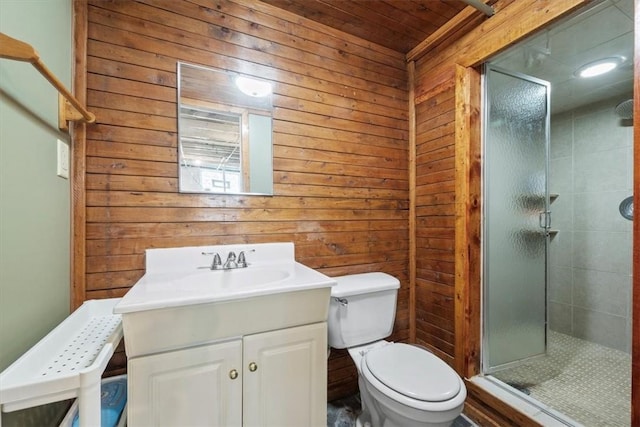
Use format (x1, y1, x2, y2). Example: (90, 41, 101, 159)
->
(71, 376, 127, 427)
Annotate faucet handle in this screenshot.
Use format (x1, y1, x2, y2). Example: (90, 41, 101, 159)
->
(237, 251, 247, 268)
(223, 251, 237, 269)
(211, 253, 222, 270)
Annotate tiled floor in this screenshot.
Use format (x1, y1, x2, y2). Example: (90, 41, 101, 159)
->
(327, 394, 360, 427)
(492, 331, 631, 427)
(327, 394, 476, 427)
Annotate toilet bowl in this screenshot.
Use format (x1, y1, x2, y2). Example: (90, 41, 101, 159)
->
(350, 341, 466, 427)
(328, 273, 466, 427)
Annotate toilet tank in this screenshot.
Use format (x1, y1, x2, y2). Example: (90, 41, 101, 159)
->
(328, 272, 400, 349)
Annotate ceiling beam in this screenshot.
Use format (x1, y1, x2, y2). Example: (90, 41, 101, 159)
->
(406, 3, 488, 62)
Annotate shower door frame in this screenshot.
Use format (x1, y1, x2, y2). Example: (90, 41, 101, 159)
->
(451, 63, 639, 424)
(481, 64, 551, 374)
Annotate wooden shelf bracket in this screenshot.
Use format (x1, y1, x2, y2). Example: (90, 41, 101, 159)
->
(0, 32, 95, 131)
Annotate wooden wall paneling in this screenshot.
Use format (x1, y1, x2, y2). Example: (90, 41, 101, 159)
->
(408, 60, 416, 343)
(453, 65, 481, 378)
(87, 2, 407, 101)
(464, 381, 543, 427)
(414, 67, 455, 106)
(185, 0, 407, 71)
(79, 0, 409, 399)
(414, 80, 456, 361)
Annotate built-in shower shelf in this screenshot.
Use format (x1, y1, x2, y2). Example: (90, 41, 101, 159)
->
(0, 298, 122, 426)
(550, 193, 559, 202)
(548, 230, 559, 235)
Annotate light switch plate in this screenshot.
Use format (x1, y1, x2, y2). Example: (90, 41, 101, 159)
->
(57, 139, 69, 179)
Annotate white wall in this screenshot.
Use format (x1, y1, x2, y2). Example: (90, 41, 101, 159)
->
(1, 0, 73, 423)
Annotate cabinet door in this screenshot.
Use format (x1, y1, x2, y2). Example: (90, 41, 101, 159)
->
(128, 339, 243, 427)
(242, 322, 327, 427)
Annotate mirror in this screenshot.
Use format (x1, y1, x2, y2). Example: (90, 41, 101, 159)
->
(178, 62, 274, 195)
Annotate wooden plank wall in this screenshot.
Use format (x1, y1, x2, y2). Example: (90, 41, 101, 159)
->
(81, 0, 409, 400)
(411, 0, 589, 372)
(413, 78, 457, 365)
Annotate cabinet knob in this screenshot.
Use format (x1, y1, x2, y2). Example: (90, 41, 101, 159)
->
(229, 369, 238, 380)
(248, 362, 258, 372)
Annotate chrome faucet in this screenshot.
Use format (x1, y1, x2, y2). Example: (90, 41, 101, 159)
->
(201, 252, 223, 270)
(237, 251, 247, 268)
(223, 251, 238, 269)
(202, 250, 250, 270)
(211, 253, 222, 270)
(221, 251, 250, 269)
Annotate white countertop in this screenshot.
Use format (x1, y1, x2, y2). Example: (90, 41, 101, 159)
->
(113, 243, 336, 314)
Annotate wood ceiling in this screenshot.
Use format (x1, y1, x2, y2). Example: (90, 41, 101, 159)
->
(259, 0, 489, 54)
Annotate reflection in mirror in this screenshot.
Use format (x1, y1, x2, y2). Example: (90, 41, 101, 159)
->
(178, 62, 274, 195)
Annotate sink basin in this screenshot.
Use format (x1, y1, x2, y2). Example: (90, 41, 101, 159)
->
(115, 261, 327, 312)
(113, 242, 336, 358)
(176, 267, 291, 289)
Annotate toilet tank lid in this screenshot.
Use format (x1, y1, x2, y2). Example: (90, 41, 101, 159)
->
(331, 272, 400, 298)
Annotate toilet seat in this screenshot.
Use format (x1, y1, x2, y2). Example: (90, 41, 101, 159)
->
(361, 343, 463, 408)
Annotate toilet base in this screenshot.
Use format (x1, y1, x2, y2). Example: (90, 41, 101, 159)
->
(356, 414, 456, 427)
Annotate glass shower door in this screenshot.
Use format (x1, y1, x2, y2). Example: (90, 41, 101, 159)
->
(483, 64, 550, 372)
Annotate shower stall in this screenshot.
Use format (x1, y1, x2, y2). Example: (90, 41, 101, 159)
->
(481, 1, 634, 425)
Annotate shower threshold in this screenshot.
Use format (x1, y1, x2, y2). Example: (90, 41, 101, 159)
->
(469, 375, 584, 427)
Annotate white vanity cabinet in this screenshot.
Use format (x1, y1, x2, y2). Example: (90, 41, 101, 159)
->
(115, 243, 336, 427)
(243, 322, 327, 427)
(128, 338, 242, 426)
(127, 322, 327, 427)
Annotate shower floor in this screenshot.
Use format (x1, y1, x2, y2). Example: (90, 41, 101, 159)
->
(491, 331, 631, 426)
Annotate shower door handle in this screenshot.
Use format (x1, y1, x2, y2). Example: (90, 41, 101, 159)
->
(538, 211, 551, 231)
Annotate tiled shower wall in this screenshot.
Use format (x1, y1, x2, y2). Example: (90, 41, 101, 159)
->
(549, 96, 634, 352)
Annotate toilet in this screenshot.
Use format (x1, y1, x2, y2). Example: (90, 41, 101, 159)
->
(328, 272, 467, 427)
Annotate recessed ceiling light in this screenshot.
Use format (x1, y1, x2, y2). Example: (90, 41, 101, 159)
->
(235, 76, 272, 97)
(575, 56, 625, 78)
